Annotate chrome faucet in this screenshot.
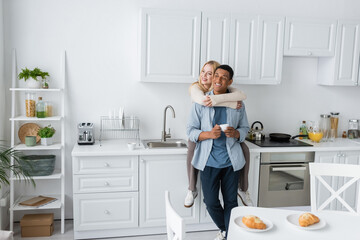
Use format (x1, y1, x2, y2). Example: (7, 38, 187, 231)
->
(162, 105, 175, 142)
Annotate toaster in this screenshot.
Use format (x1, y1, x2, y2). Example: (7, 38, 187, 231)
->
(77, 123, 95, 145)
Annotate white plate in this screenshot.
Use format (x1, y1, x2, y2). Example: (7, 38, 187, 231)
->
(286, 214, 326, 230)
(234, 216, 273, 232)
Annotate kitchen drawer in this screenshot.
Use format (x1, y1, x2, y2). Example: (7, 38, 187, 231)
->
(73, 156, 138, 175)
(73, 192, 138, 231)
(73, 174, 138, 193)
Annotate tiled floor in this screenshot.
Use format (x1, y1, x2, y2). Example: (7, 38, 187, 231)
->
(13, 220, 219, 240)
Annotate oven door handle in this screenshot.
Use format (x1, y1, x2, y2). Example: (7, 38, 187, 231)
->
(271, 166, 306, 171)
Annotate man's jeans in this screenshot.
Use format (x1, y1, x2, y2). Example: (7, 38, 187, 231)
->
(200, 166, 240, 232)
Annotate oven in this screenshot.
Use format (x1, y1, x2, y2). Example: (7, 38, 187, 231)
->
(258, 152, 315, 207)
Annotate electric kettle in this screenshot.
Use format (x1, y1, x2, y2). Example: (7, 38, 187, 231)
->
(247, 121, 265, 141)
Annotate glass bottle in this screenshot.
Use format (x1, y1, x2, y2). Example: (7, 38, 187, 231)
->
(342, 131, 347, 138)
(45, 101, 53, 117)
(319, 114, 331, 142)
(330, 112, 339, 138)
(36, 97, 46, 118)
(299, 120, 308, 139)
(25, 92, 36, 117)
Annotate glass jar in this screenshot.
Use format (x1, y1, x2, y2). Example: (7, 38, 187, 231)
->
(36, 97, 46, 118)
(25, 92, 36, 117)
(45, 101, 53, 117)
(330, 112, 339, 138)
(348, 119, 359, 139)
(319, 114, 331, 142)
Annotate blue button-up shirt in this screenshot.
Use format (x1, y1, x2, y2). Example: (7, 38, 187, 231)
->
(186, 90, 250, 172)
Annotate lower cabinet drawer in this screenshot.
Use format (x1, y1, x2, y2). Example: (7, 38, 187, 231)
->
(73, 192, 138, 231)
(73, 174, 138, 193)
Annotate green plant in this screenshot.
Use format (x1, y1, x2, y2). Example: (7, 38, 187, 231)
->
(18, 67, 50, 81)
(38, 125, 56, 138)
(0, 144, 35, 188)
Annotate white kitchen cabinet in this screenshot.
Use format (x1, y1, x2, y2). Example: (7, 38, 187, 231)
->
(9, 50, 66, 233)
(230, 16, 285, 84)
(140, 9, 201, 83)
(73, 192, 138, 231)
(255, 16, 285, 84)
(314, 151, 360, 211)
(229, 15, 258, 83)
(284, 18, 337, 56)
(201, 12, 230, 65)
(139, 154, 199, 227)
(248, 152, 260, 206)
(318, 20, 360, 86)
(72, 155, 139, 239)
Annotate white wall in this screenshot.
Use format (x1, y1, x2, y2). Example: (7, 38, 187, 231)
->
(3, 0, 360, 219)
(0, 0, 4, 140)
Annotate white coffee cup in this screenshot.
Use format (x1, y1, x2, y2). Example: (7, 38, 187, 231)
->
(220, 124, 229, 132)
(127, 142, 136, 151)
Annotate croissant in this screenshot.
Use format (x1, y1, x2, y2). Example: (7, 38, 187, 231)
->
(242, 215, 267, 229)
(298, 213, 320, 227)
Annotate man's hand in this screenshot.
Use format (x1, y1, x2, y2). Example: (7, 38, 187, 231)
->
(224, 127, 240, 139)
(198, 125, 222, 141)
(210, 124, 221, 139)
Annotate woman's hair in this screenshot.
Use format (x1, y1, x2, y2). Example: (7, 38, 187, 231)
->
(190, 60, 220, 93)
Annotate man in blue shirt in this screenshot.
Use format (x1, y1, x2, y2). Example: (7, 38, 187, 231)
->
(187, 65, 250, 239)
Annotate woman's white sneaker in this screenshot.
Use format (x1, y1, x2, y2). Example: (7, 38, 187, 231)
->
(238, 190, 254, 206)
(214, 230, 226, 240)
(184, 190, 198, 208)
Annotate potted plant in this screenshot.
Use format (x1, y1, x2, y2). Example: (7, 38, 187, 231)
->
(38, 125, 56, 146)
(18, 67, 50, 89)
(0, 143, 35, 188)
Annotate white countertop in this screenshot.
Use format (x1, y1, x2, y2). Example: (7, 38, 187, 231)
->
(72, 138, 360, 157)
(246, 138, 360, 153)
(71, 139, 188, 156)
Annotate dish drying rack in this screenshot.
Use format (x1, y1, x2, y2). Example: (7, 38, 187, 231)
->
(99, 116, 140, 146)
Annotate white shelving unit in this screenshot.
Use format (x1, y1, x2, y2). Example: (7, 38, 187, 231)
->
(9, 49, 66, 233)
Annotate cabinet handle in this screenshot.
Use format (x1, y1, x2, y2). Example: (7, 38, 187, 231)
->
(104, 210, 110, 214)
(104, 182, 109, 186)
(307, 51, 313, 56)
(104, 163, 109, 167)
(272, 166, 306, 171)
(341, 153, 345, 157)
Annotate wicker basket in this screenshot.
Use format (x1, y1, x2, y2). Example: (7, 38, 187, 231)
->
(20, 155, 56, 176)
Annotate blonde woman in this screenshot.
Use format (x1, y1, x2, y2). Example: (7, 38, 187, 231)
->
(185, 60, 252, 208)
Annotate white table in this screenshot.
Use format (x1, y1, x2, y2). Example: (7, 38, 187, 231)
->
(227, 206, 360, 240)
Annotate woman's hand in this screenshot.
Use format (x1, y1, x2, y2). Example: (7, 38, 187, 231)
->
(236, 101, 242, 109)
(203, 95, 213, 107)
(224, 127, 240, 139)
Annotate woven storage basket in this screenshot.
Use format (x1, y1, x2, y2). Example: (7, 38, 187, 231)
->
(20, 155, 56, 176)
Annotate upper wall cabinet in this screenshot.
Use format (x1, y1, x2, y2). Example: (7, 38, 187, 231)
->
(284, 18, 337, 57)
(317, 20, 360, 86)
(230, 16, 285, 84)
(140, 9, 201, 83)
(200, 12, 230, 65)
(229, 15, 258, 83)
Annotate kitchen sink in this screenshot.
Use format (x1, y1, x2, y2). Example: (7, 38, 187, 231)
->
(142, 139, 187, 149)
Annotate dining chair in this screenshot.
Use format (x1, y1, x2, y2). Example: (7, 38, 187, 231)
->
(309, 162, 360, 214)
(165, 190, 186, 240)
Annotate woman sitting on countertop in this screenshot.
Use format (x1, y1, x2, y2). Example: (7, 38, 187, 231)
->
(185, 60, 253, 209)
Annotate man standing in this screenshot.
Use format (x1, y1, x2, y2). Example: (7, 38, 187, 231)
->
(187, 65, 249, 240)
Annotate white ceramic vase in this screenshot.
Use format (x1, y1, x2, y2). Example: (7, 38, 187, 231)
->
(25, 78, 41, 89)
(41, 137, 53, 146)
